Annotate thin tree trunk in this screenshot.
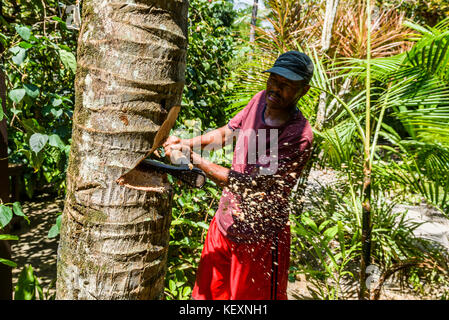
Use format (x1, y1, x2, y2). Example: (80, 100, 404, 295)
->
(295, 1, 341, 216)
(315, 0, 339, 131)
(0, 39, 12, 300)
(359, 0, 372, 300)
(321, 0, 339, 53)
(315, 92, 327, 131)
(56, 0, 189, 300)
(249, 0, 259, 43)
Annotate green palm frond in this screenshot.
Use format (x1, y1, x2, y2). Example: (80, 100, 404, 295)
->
(435, 17, 449, 33)
(400, 30, 449, 79)
(314, 119, 361, 169)
(387, 160, 449, 215)
(404, 17, 449, 40)
(372, 132, 449, 215)
(335, 53, 406, 82)
(403, 20, 437, 39)
(395, 107, 449, 145)
(400, 139, 449, 173)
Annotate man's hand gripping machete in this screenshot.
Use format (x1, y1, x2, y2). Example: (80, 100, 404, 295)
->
(116, 106, 206, 191)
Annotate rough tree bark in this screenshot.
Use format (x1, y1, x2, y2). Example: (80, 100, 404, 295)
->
(56, 0, 189, 300)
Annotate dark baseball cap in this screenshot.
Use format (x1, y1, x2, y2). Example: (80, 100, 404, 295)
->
(263, 51, 314, 83)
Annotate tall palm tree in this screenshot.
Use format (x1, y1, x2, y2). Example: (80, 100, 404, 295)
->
(56, 0, 189, 300)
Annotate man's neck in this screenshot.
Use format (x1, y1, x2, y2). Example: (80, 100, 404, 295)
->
(264, 104, 297, 127)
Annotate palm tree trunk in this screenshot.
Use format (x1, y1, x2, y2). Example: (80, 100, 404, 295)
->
(321, 0, 339, 53)
(315, 0, 339, 131)
(359, 0, 372, 300)
(56, 0, 189, 300)
(249, 0, 259, 43)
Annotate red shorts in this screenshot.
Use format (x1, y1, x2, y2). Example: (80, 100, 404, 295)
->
(192, 216, 290, 300)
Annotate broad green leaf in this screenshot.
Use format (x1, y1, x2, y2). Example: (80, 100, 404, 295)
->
(52, 17, 64, 23)
(18, 41, 33, 49)
(9, 46, 26, 65)
(58, 49, 77, 74)
(0, 234, 19, 241)
(29, 133, 48, 153)
(23, 84, 40, 99)
(8, 88, 26, 104)
(12, 202, 29, 224)
(51, 108, 63, 118)
(182, 286, 192, 297)
(0, 258, 17, 268)
(48, 134, 65, 150)
(22, 118, 45, 134)
(323, 225, 339, 240)
(12, 202, 23, 216)
(292, 224, 309, 237)
(15, 25, 31, 41)
(14, 265, 40, 300)
(51, 98, 63, 107)
(48, 214, 62, 238)
(318, 220, 331, 232)
(47, 224, 59, 238)
(64, 145, 71, 156)
(302, 216, 318, 233)
(169, 279, 177, 292)
(0, 205, 13, 228)
(56, 214, 62, 228)
(11, 108, 22, 116)
(196, 221, 209, 230)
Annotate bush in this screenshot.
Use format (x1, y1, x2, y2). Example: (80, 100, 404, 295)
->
(181, 0, 239, 129)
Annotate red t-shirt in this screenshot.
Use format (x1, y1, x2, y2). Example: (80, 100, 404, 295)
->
(215, 90, 313, 243)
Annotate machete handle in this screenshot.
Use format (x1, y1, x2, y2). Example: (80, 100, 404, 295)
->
(170, 148, 190, 166)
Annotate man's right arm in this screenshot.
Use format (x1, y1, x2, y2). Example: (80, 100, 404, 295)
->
(164, 125, 235, 151)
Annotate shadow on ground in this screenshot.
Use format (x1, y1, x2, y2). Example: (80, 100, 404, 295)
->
(10, 193, 64, 297)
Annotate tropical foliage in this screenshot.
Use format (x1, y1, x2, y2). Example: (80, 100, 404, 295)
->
(2, 0, 77, 197)
(2, 0, 449, 300)
(181, 0, 240, 129)
(377, 0, 449, 26)
(230, 0, 449, 299)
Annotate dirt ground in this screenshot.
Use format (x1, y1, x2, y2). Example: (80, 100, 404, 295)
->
(10, 193, 63, 298)
(9, 193, 444, 300)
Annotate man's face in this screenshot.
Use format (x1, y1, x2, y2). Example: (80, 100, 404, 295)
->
(266, 73, 309, 110)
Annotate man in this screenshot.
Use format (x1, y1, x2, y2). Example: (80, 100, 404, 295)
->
(164, 51, 314, 300)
